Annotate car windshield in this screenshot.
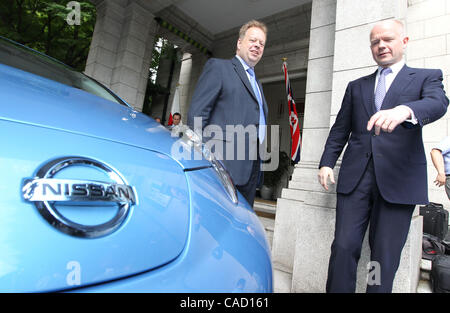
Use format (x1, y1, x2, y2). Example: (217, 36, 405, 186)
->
(0, 37, 127, 106)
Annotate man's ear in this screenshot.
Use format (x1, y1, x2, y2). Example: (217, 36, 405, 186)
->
(402, 36, 409, 47)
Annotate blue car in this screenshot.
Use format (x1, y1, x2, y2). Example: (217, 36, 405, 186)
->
(0, 37, 272, 292)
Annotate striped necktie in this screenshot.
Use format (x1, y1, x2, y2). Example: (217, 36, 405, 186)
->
(374, 67, 392, 111)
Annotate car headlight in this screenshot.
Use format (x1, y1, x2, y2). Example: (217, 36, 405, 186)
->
(202, 146, 238, 204)
(176, 127, 238, 204)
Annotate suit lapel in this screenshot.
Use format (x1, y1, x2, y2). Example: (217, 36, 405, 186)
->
(361, 70, 377, 118)
(231, 57, 259, 103)
(360, 65, 415, 116)
(381, 65, 415, 110)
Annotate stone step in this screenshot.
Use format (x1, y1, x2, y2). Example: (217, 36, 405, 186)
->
(417, 279, 432, 293)
(253, 199, 277, 215)
(417, 259, 433, 293)
(258, 216, 274, 249)
(254, 199, 290, 291)
(421, 259, 432, 273)
(273, 269, 292, 293)
(254, 199, 276, 250)
(282, 188, 336, 208)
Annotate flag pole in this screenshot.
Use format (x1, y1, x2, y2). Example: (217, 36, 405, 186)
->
(282, 58, 302, 164)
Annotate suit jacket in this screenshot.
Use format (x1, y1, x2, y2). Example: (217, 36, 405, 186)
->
(319, 65, 449, 205)
(187, 56, 268, 186)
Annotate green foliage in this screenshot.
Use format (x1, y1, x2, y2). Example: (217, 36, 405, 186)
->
(143, 36, 180, 113)
(0, 0, 96, 71)
(149, 36, 180, 83)
(0, 1, 182, 117)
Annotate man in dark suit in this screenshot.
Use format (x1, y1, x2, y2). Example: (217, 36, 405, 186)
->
(187, 20, 268, 207)
(318, 19, 448, 292)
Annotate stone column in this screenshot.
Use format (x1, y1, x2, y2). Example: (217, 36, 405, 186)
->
(179, 51, 209, 124)
(165, 55, 183, 122)
(272, 0, 422, 293)
(175, 52, 193, 124)
(272, 0, 337, 292)
(110, 2, 157, 111)
(85, 0, 124, 87)
(85, 0, 158, 111)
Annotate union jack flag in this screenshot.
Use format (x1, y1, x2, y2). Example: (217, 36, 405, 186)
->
(282, 61, 301, 163)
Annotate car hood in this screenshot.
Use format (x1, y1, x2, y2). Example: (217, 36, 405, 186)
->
(0, 64, 207, 292)
(0, 63, 209, 170)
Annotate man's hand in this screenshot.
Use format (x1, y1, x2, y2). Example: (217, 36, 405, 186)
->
(318, 166, 335, 191)
(367, 105, 412, 135)
(434, 172, 446, 187)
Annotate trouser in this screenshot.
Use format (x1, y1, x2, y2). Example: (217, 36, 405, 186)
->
(326, 159, 415, 293)
(445, 176, 450, 200)
(236, 158, 261, 208)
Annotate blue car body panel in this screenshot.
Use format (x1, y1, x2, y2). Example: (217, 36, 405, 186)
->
(0, 120, 191, 292)
(0, 40, 273, 293)
(70, 169, 272, 292)
(0, 63, 208, 170)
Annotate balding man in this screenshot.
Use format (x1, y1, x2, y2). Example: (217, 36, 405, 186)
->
(318, 19, 448, 292)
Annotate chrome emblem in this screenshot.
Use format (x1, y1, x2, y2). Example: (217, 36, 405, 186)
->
(22, 157, 136, 238)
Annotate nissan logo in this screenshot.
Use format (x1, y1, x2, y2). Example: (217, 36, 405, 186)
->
(21, 157, 137, 238)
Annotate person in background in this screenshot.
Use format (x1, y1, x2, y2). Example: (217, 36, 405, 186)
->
(169, 112, 189, 138)
(167, 112, 182, 130)
(172, 113, 182, 127)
